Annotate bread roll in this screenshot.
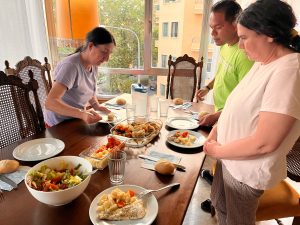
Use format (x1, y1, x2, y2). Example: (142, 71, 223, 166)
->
(154, 159, 175, 175)
(0, 160, 19, 174)
(116, 98, 126, 105)
(173, 98, 183, 105)
(107, 112, 115, 121)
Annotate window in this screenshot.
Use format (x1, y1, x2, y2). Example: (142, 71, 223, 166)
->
(207, 58, 212, 72)
(43, 0, 209, 97)
(162, 22, 168, 37)
(171, 22, 178, 37)
(160, 84, 166, 97)
(161, 55, 167, 68)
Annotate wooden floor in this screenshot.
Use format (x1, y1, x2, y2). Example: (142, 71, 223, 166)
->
(182, 156, 295, 225)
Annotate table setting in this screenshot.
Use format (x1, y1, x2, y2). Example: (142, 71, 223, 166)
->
(0, 93, 214, 225)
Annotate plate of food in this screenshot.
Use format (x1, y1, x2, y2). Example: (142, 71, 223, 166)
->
(97, 112, 123, 124)
(110, 117, 162, 147)
(167, 130, 206, 148)
(13, 138, 65, 161)
(89, 185, 158, 225)
(166, 117, 199, 130)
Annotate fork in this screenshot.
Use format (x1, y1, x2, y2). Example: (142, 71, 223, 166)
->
(137, 182, 180, 199)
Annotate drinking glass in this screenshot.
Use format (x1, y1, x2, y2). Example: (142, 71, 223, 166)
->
(150, 95, 158, 112)
(159, 98, 169, 117)
(126, 104, 136, 118)
(108, 151, 126, 185)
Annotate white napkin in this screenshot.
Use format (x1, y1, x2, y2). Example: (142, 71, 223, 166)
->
(0, 166, 30, 191)
(141, 150, 181, 171)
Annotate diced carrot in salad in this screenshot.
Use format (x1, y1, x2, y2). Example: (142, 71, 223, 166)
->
(27, 164, 86, 192)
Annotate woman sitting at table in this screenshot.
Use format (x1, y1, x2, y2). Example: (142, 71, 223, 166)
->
(204, 0, 300, 224)
(45, 27, 115, 127)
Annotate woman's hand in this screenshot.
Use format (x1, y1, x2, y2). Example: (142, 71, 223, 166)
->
(80, 109, 102, 124)
(96, 105, 111, 113)
(203, 140, 221, 158)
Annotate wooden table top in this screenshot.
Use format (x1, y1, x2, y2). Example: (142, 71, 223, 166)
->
(0, 94, 213, 225)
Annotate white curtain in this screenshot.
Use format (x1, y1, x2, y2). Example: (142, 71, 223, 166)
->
(0, 0, 49, 70)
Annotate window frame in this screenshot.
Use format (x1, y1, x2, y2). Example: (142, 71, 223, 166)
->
(170, 22, 178, 38)
(162, 22, 169, 37)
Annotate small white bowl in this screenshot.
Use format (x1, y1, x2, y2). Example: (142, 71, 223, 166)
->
(25, 156, 92, 206)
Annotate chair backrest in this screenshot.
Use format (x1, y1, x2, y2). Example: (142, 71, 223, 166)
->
(167, 54, 203, 102)
(43, 57, 53, 89)
(15, 56, 51, 112)
(0, 71, 45, 149)
(287, 137, 300, 182)
(4, 60, 17, 75)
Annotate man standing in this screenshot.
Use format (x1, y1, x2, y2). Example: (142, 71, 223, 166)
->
(196, 0, 254, 215)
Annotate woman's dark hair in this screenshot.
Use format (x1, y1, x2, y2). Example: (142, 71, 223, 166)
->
(238, 0, 300, 52)
(211, 0, 242, 23)
(75, 27, 116, 53)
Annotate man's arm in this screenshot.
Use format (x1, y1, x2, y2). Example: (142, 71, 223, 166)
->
(196, 78, 215, 101)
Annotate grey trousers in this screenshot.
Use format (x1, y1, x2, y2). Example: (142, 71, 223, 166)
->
(211, 161, 264, 225)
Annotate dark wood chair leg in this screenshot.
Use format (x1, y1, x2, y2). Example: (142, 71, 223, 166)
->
(292, 216, 300, 225)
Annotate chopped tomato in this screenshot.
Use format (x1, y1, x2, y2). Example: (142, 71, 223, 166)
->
(117, 200, 125, 208)
(96, 145, 107, 153)
(181, 131, 189, 138)
(51, 176, 62, 184)
(128, 190, 135, 197)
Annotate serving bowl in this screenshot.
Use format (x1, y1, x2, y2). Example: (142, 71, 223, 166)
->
(25, 156, 92, 206)
(79, 136, 125, 169)
(110, 117, 162, 147)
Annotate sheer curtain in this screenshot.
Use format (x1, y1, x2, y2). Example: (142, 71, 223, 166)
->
(0, 0, 49, 70)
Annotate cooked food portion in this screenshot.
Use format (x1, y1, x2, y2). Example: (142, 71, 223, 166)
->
(97, 188, 146, 220)
(167, 131, 197, 146)
(155, 159, 176, 175)
(116, 98, 126, 105)
(0, 159, 19, 174)
(112, 121, 161, 138)
(173, 98, 184, 105)
(26, 162, 86, 192)
(107, 112, 115, 121)
(81, 137, 124, 169)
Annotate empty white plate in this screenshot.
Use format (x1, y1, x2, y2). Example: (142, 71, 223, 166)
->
(13, 138, 65, 161)
(166, 117, 199, 130)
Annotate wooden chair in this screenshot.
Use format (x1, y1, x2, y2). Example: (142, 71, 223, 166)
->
(256, 137, 300, 225)
(4, 60, 16, 76)
(0, 71, 45, 149)
(167, 54, 203, 102)
(14, 56, 51, 112)
(43, 57, 53, 89)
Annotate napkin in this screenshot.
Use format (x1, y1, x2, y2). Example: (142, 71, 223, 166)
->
(141, 150, 181, 171)
(0, 166, 30, 191)
(170, 102, 192, 110)
(105, 102, 125, 109)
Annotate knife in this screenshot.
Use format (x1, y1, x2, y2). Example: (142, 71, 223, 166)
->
(138, 154, 186, 171)
(0, 175, 18, 189)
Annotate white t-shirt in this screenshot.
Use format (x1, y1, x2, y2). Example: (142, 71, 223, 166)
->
(44, 53, 97, 126)
(218, 53, 300, 190)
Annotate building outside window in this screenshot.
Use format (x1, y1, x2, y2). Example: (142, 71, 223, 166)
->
(171, 22, 178, 38)
(161, 55, 167, 68)
(162, 22, 168, 37)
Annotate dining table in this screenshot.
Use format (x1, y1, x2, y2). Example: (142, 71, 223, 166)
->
(0, 93, 214, 225)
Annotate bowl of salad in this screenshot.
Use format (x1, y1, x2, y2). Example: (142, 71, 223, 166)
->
(25, 156, 92, 206)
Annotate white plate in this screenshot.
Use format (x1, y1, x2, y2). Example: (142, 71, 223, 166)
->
(13, 138, 65, 161)
(167, 130, 206, 148)
(89, 185, 158, 225)
(97, 112, 123, 124)
(166, 117, 199, 130)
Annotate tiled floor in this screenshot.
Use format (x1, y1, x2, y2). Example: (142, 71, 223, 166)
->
(182, 156, 295, 225)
